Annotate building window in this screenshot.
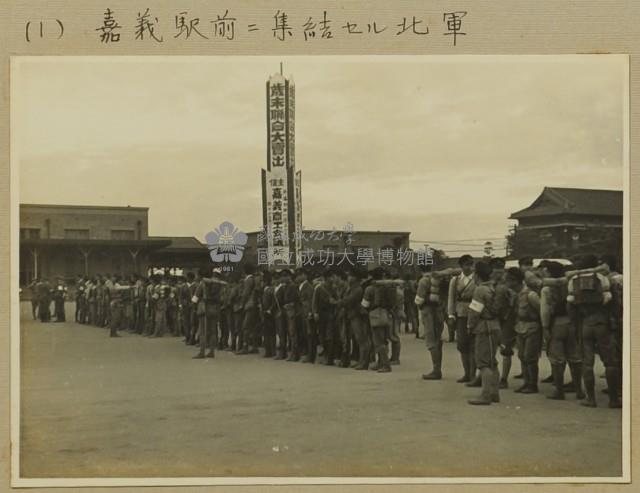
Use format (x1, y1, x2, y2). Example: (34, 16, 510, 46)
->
(20, 228, 41, 240)
(111, 229, 135, 241)
(64, 228, 90, 240)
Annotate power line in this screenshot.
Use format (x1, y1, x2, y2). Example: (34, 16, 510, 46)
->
(411, 241, 498, 248)
(410, 237, 506, 243)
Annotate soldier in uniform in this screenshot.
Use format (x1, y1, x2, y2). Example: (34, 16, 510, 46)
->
(237, 264, 260, 354)
(103, 275, 113, 328)
(283, 269, 302, 362)
(466, 260, 502, 405)
(108, 275, 128, 337)
(540, 261, 584, 400)
(297, 269, 315, 363)
(37, 278, 52, 322)
(491, 261, 517, 389)
(74, 276, 85, 323)
(402, 273, 418, 336)
(506, 267, 542, 394)
(152, 275, 170, 338)
(143, 275, 157, 337)
(180, 273, 195, 344)
(53, 278, 67, 322)
(229, 275, 244, 352)
(192, 267, 226, 359)
(567, 255, 620, 408)
(132, 275, 144, 334)
(387, 272, 403, 366)
(361, 267, 393, 373)
(340, 268, 368, 370)
(415, 265, 445, 380)
(312, 269, 337, 365)
(274, 271, 288, 360)
(512, 257, 535, 380)
(217, 277, 231, 350)
(188, 273, 200, 344)
(166, 276, 179, 336)
(261, 271, 277, 358)
(122, 276, 136, 332)
(28, 278, 39, 320)
(95, 276, 104, 328)
(602, 255, 623, 403)
(333, 270, 352, 367)
(447, 255, 476, 383)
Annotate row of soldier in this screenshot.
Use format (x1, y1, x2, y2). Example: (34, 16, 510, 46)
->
(65, 265, 414, 371)
(28, 251, 623, 408)
(415, 254, 623, 407)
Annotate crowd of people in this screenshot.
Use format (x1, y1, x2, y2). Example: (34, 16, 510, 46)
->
(26, 252, 623, 408)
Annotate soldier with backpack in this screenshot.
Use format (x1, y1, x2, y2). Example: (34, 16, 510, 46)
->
(313, 269, 338, 366)
(339, 267, 368, 370)
(238, 264, 260, 354)
(283, 268, 303, 362)
(506, 267, 542, 394)
(447, 255, 476, 383)
(192, 267, 226, 359)
(361, 267, 394, 373)
(151, 275, 170, 338)
(229, 274, 245, 352)
(274, 270, 289, 360)
(566, 254, 620, 408)
(261, 271, 277, 358)
(602, 255, 623, 404)
(415, 265, 451, 380)
(467, 260, 502, 405)
(540, 261, 584, 401)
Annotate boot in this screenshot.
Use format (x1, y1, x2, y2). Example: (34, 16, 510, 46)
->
(422, 348, 442, 380)
(468, 368, 493, 405)
(547, 364, 565, 400)
(605, 367, 622, 408)
(521, 363, 539, 393)
(457, 352, 471, 383)
(491, 368, 501, 403)
(465, 375, 481, 387)
(514, 363, 530, 392)
(569, 363, 585, 399)
(541, 374, 554, 383)
(389, 342, 401, 366)
(206, 350, 215, 359)
(581, 374, 597, 408)
(501, 355, 512, 384)
(377, 347, 391, 372)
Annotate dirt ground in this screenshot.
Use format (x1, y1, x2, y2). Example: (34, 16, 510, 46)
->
(19, 302, 622, 478)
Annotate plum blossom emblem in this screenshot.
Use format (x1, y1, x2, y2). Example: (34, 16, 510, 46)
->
(205, 221, 248, 263)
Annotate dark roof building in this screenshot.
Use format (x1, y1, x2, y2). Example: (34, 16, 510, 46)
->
(508, 187, 623, 262)
(147, 236, 209, 270)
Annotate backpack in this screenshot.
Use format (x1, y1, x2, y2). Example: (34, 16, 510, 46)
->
(374, 284, 396, 310)
(516, 288, 539, 322)
(572, 273, 603, 305)
(204, 281, 222, 304)
(482, 285, 500, 320)
(549, 284, 568, 317)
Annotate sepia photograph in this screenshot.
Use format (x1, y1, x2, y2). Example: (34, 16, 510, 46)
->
(11, 55, 629, 484)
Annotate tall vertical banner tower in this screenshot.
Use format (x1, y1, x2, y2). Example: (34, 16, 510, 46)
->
(261, 67, 303, 267)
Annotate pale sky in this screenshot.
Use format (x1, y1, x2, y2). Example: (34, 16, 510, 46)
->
(14, 56, 626, 256)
